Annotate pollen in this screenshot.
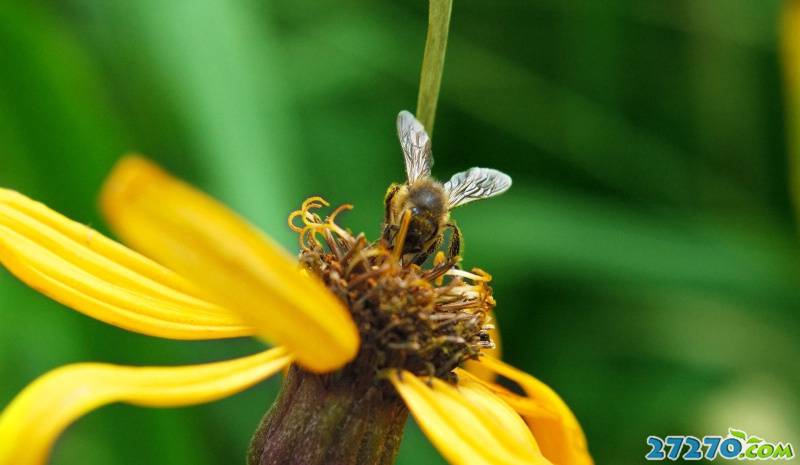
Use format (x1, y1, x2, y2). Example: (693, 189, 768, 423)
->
(288, 197, 495, 381)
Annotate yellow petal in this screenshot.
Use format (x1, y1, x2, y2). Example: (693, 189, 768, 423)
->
(389, 371, 552, 465)
(0, 347, 291, 465)
(464, 309, 501, 382)
(99, 156, 359, 372)
(456, 369, 556, 421)
(783, 0, 800, 214)
(784, 0, 800, 102)
(0, 189, 253, 339)
(472, 356, 593, 465)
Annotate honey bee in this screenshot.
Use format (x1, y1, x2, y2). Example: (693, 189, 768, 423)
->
(383, 110, 512, 264)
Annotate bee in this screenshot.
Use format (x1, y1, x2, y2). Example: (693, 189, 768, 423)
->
(383, 110, 512, 264)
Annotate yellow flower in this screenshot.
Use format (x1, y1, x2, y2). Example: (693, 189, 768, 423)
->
(0, 156, 592, 465)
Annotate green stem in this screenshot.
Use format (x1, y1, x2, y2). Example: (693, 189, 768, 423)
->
(248, 365, 408, 465)
(415, 0, 453, 135)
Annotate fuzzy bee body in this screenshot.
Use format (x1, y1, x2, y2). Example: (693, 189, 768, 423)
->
(384, 179, 448, 257)
(383, 111, 512, 264)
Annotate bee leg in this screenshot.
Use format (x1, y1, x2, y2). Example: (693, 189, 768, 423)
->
(381, 184, 402, 243)
(382, 223, 398, 245)
(445, 222, 462, 263)
(383, 184, 401, 224)
(410, 235, 441, 265)
(412, 246, 436, 266)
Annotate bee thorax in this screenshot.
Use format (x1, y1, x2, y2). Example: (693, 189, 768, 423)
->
(407, 181, 446, 216)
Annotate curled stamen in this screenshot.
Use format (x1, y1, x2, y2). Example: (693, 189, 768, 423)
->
(327, 203, 353, 224)
(287, 210, 307, 233)
(388, 341, 421, 351)
(445, 268, 491, 282)
(289, 196, 329, 232)
(299, 224, 332, 250)
(346, 247, 390, 277)
(341, 234, 367, 265)
(328, 222, 353, 243)
(422, 259, 458, 284)
(433, 277, 466, 298)
(438, 300, 484, 312)
(441, 286, 481, 300)
(346, 264, 390, 289)
(302, 196, 329, 211)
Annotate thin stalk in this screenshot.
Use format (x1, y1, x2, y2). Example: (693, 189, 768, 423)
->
(415, 0, 453, 135)
(782, 0, 800, 223)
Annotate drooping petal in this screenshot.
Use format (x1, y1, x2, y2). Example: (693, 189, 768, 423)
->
(0, 189, 253, 339)
(464, 309, 501, 382)
(99, 156, 359, 372)
(783, 0, 800, 212)
(468, 356, 593, 465)
(0, 347, 291, 465)
(389, 371, 552, 465)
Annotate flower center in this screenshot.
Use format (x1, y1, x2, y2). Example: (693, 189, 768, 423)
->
(289, 197, 495, 381)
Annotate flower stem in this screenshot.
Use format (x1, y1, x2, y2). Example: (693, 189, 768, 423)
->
(248, 365, 408, 465)
(415, 0, 453, 135)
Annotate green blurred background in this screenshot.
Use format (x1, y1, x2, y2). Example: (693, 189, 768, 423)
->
(1, 1, 799, 464)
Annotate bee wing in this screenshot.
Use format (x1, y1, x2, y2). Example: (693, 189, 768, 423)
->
(443, 167, 512, 209)
(397, 110, 433, 184)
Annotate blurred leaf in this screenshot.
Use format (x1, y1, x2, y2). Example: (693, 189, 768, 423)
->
(283, 6, 754, 208)
(93, 0, 302, 244)
(461, 188, 800, 307)
(531, 0, 781, 49)
(0, 2, 127, 213)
